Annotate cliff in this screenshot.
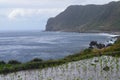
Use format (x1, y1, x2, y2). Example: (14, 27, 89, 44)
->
(46, 1, 120, 32)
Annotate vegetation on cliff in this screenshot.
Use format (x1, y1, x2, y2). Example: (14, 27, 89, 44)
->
(46, 1, 120, 32)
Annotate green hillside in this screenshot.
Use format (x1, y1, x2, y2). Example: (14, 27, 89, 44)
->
(46, 1, 120, 32)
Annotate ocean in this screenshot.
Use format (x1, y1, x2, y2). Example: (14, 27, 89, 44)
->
(0, 31, 117, 62)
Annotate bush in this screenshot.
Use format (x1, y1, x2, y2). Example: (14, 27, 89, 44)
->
(1, 67, 10, 74)
(0, 61, 6, 65)
(84, 48, 92, 53)
(30, 58, 43, 62)
(8, 60, 21, 64)
(106, 43, 113, 47)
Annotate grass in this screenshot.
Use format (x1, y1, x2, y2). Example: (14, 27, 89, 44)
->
(0, 38, 120, 74)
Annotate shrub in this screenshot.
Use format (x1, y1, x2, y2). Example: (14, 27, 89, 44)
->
(8, 60, 21, 64)
(84, 48, 92, 53)
(1, 67, 10, 74)
(30, 58, 43, 62)
(0, 61, 6, 65)
(106, 43, 113, 47)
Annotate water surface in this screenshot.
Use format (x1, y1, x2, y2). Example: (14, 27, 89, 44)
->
(0, 31, 116, 62)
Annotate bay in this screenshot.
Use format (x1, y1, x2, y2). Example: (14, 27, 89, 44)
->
(0, 31, 117, 62)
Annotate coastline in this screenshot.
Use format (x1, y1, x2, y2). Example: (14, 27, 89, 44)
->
(0, 37, 120, 80)
(45, 30, 120, 36)
(0, 36, 120, 74)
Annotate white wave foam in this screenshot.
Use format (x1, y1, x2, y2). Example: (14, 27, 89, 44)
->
(98, 33, 118, 37)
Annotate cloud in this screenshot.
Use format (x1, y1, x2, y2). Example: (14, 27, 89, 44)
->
(8, 9, 37, 20)
(79, 0, 119, 5)
(7, 0, 119, 20)
(0, 0, 72, 8)
(0, 0, 119, 8)
(0, 0, 119, 31)
(8, 8, 64, 20)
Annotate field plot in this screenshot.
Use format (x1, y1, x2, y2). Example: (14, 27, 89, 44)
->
(0, 56, 120, 80)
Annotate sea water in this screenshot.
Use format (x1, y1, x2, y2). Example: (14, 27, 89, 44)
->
(0, 31, 117, 62)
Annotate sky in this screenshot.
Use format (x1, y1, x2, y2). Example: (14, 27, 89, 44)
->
(0, 0, 119, 31)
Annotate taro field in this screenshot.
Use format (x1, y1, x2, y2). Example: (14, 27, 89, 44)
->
(0, 56, 120, 80)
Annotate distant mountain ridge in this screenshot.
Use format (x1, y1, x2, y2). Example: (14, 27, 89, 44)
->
(46, 1, 120, 32)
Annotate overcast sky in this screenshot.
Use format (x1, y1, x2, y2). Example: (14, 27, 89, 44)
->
(0, 0, 119, 31)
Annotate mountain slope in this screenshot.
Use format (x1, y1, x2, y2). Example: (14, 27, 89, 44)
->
(46, 1, 120, 32)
